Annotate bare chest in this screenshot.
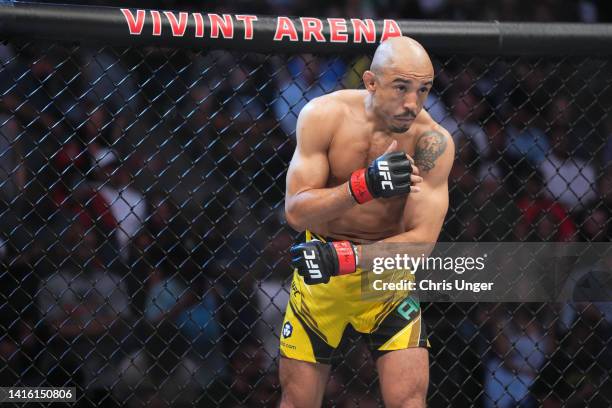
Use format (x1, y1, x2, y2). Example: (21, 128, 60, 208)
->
(326, 126, 416, 186)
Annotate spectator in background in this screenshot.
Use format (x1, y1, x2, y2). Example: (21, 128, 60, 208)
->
(474, 172, 522, 241)
(91, 148, 147, 261)
(479, 118, 509, 182)
(37, 220, 132, 406)
(116, 260, 225, 406)
(540, 126, 597, 212)
(117, 193, 225, 406)
(515, 168, 576, 241)
(145, 192, 201, 276)
(216, 254, 261, 351)
(273, 55, 344, 137)
(50, 141, 122, 266)
(546, 96, 575, 129)
(483, 306, 553, 408)
(505, 89, 550, 166)
(76, 103, 119, 147)
(145, 267, 225, 385)
(80, 51, 141, 116)
(224, 55, 269, 127)
(546, 95, 594, 160)
(441, 92, 522, 241)
(2, 52, 64, 132)
(176, 85, 216, 160)
(444, 137, 480, 241)
(442, 91, 489, 158)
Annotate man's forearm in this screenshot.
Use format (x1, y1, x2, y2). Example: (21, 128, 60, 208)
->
(356, 229, 439, 270)
(285, 182, 357, 231)
(380, 227, 441, 244)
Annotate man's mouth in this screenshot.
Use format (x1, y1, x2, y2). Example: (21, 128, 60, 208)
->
(396, 116, 414, 122)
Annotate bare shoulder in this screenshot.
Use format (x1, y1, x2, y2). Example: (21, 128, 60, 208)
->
(412, 111, 455, 176)
(296, 91, 351, 151)
(296, 91, 357, 145)
(299, 91, 351, 128)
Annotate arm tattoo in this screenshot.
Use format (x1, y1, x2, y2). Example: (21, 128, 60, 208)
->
(414, 130, 447, 173)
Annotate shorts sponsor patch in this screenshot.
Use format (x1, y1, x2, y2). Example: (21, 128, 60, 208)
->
(396, 296, 420, 322)
(280, 341, 296, 350)
(282, 321, 293, 338)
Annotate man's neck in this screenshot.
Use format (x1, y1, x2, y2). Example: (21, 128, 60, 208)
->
(364, 93, 389, 133)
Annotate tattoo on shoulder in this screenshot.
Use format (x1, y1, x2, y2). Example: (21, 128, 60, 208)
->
(414, 130, 448, 173)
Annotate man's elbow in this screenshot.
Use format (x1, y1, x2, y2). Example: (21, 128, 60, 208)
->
(284, 201, 307, 232)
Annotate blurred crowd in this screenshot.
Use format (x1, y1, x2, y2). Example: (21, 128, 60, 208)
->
(0, 1, 611, 407)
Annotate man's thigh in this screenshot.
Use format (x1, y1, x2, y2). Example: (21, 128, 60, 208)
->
(279, 357, 331, 408)
(377, 347, 429, 408)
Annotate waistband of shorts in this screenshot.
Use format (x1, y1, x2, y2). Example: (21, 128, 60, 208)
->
(298, 230, 358, 245)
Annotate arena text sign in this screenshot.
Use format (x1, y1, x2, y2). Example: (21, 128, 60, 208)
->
(119, 10, 403, 43)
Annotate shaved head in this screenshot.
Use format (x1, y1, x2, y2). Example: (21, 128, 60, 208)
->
(363, 36, 434, 133)
(370, 36, 433, 78)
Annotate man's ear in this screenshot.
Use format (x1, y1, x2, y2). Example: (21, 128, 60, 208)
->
(362, 70, 377, 92)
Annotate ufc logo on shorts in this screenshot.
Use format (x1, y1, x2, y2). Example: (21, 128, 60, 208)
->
(377, 161, 393, 190)
(303, 250, 322, 279)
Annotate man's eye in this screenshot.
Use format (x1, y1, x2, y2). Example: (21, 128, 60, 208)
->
(396, 86, 406, 92)
(419, 87, 429, 93)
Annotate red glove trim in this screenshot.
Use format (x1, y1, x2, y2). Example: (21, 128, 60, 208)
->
(332, 241, 357, 275)
(349, 168, 373, 204)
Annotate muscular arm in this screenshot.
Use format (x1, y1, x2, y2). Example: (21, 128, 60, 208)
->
(285, 99, 357, 231)
(357, 127, 455, 267)
(384, 129, 453, 243)
(357, 128, 454, 264)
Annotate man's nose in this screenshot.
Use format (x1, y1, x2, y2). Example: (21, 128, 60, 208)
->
(403, 92, 418, 111)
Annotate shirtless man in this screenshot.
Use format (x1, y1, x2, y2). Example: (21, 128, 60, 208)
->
(280, 36, 454, 408)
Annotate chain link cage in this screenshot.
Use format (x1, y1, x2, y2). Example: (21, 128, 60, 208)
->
(1, 9, 612, 408)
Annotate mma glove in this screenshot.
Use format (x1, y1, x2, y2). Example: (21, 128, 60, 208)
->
(290, 239, 358, 285)
(349, 151, 413, 204)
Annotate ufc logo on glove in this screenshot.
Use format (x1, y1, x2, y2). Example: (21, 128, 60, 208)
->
(303, 250, 322, 279)
(377, 161, 393, 190)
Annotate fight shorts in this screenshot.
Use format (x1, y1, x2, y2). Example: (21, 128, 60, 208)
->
(279, 230, 428, 364)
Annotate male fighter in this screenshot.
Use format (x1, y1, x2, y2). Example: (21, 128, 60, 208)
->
(280, 36, 454, 408)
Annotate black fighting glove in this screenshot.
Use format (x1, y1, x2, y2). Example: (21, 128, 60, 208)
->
(290, 239, 358, 285)
(349, 151, 413, 204)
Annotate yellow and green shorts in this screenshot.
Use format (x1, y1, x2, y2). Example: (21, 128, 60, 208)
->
(279, 231, 428, 364)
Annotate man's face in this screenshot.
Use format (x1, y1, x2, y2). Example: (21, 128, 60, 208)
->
(372, 69, 433, 133)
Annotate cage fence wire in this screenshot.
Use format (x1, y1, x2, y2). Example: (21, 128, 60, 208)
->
(0, 38, 611, 408)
